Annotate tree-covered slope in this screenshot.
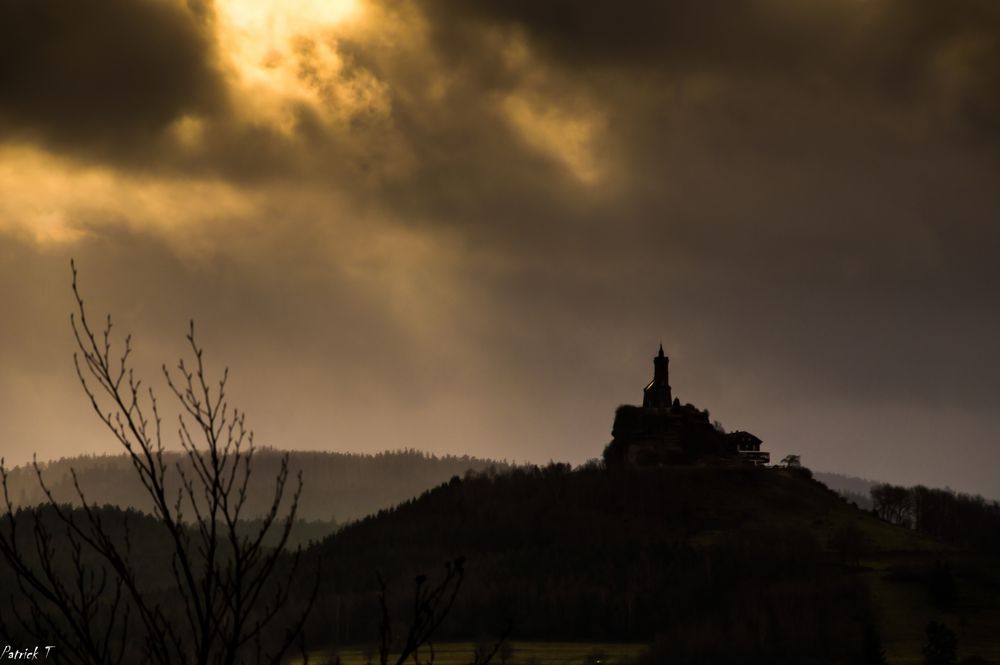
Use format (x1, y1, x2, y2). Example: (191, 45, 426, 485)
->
(297, 463, 991, 664)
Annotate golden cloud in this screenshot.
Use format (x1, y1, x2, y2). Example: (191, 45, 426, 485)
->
(0, 146, 255, 248)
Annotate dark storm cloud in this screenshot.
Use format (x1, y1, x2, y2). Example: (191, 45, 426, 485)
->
(420, 0, 815, 67)
(327, 0, 1000, 493)
(360, 0, 1000, 386)
(3, 0, 1000, 496)
(0, 0, 225, 155)
(418, 0, 1000, 94)
(400, 0, 1000, 177)
(327, 0, 1000, 215)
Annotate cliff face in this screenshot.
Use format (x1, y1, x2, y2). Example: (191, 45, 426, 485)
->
(603, 403, 737, 467)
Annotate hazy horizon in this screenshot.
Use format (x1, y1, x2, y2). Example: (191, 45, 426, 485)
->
(2, 0, 999, 497)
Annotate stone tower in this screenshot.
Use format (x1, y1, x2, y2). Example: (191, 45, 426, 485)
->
(642, 344, 672, 408)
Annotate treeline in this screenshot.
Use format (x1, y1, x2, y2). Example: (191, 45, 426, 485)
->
(871, 483, 1000, 554)
(4, 449, 508, 523)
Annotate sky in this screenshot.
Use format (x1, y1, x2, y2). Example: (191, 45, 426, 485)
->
(1, 0, 999, 497)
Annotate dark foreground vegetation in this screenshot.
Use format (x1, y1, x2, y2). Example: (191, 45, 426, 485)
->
(4, 463, 1000, 664)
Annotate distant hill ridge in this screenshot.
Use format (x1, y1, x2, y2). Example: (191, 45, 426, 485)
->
(4, 449, 510, 523)
(812, 471, 878, 509)
(8, 449, 892, 518)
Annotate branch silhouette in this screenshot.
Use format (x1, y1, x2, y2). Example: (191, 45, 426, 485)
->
(0, 262, 317, 665)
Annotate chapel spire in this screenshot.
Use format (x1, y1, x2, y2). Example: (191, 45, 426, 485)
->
(643, 344, 672, 408)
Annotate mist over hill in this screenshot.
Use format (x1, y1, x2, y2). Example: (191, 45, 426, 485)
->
(3, 449, 509, 524)
(813, 471, 878, 509)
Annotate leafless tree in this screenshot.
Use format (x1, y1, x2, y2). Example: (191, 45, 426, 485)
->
(0, 262, 316, 665)
(376, 557, 509, 665)
(871, 483, 913, 527)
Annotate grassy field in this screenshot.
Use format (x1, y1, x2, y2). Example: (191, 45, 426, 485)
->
(300, 642, 647, 665)
(863, 552, 1000, 664)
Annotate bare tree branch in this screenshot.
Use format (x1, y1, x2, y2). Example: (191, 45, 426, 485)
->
(376, 558, 508, 665)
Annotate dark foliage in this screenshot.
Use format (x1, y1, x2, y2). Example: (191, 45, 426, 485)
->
(923, 621, 958, 665)
(872, 484, 914, 527)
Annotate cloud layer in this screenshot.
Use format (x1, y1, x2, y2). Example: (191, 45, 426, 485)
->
(1, 0, 999, 496)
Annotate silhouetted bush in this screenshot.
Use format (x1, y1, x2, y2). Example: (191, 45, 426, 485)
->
(923, 621, 958, 665)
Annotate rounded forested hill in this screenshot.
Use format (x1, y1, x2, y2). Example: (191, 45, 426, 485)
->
(298, 464, 1000, 664)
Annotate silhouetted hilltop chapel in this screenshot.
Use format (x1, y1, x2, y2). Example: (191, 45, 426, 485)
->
(603, 345, 770, 467)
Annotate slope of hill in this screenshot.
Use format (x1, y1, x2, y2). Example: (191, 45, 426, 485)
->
(4, 449, 508, 524)
(296, 464, 999, 664)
